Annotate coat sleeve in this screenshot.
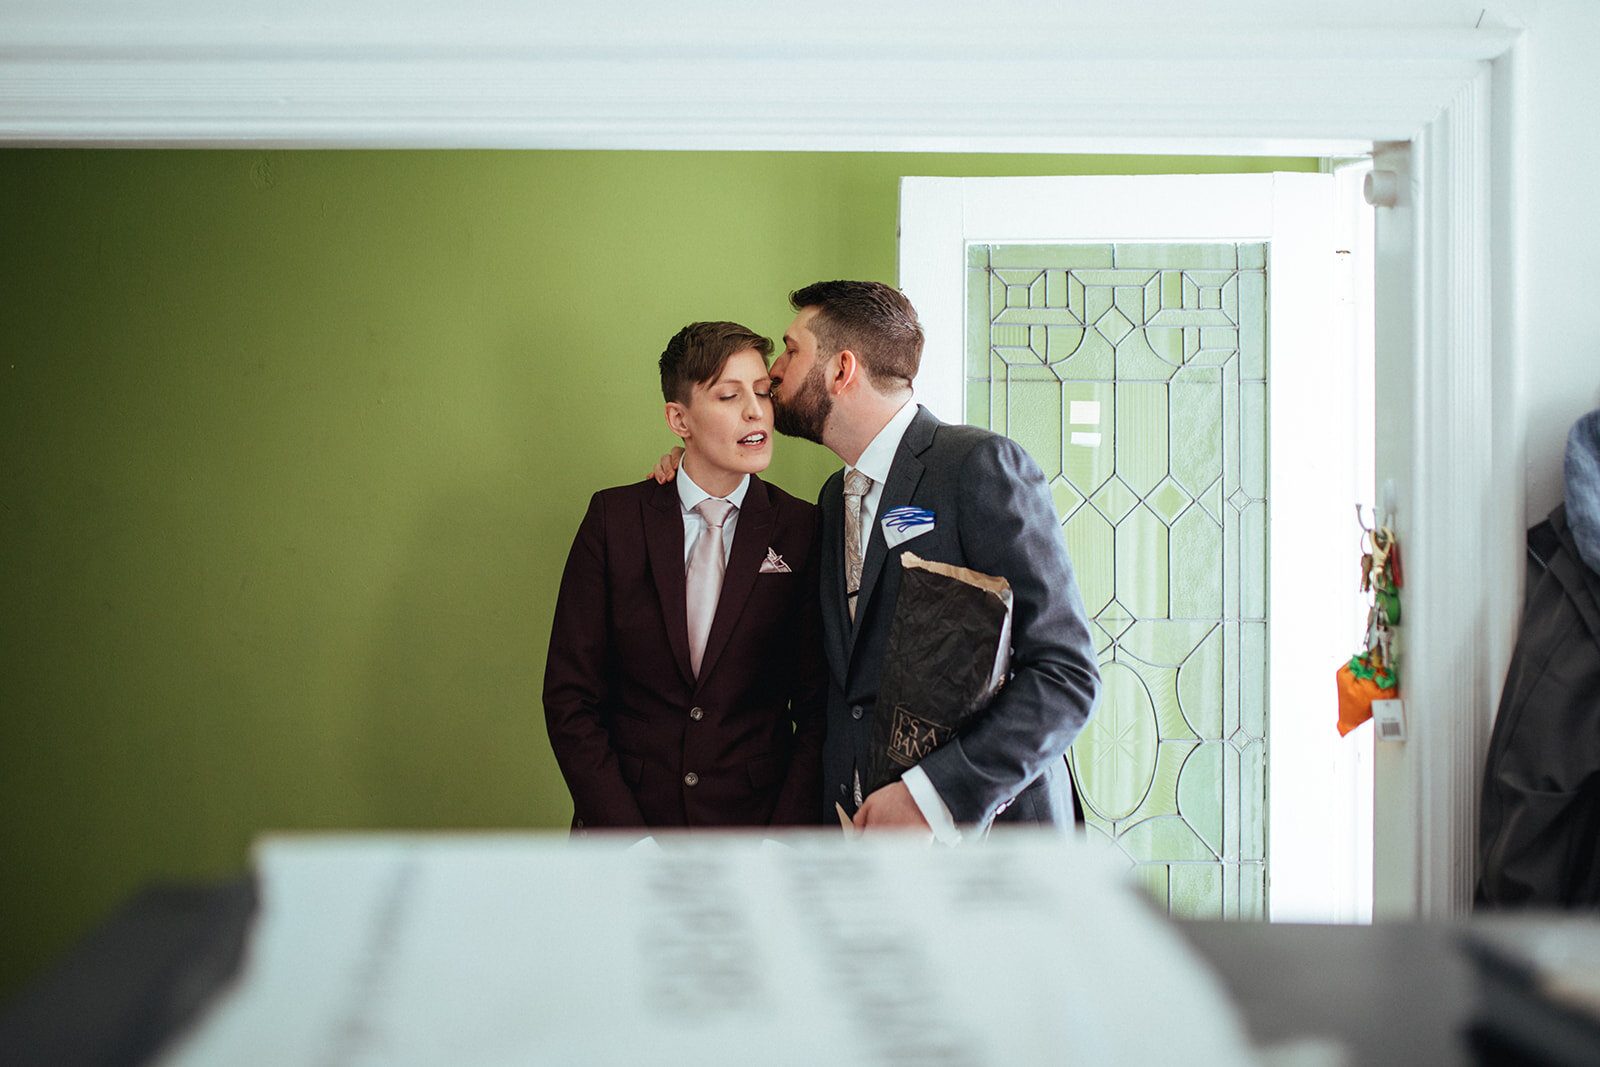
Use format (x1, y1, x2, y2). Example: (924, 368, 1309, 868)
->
(542, 493, 647, 828)
(917, 434, 1101, 826)
(770, 508, 827, 826)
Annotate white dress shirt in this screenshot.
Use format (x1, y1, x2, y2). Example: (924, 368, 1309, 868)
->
(676, 465, 749, 567)
(846, 396, 919, 557)
(846, 400, 962, 845)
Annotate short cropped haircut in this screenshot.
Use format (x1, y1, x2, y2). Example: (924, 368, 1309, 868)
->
(659, 321, 774, 405)
(788, 280, 923, 391)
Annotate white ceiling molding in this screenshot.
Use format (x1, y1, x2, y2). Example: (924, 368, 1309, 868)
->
(0, 1, 1521, 150)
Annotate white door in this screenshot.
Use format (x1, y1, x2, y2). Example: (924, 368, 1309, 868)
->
(899, 173, 1367, 922)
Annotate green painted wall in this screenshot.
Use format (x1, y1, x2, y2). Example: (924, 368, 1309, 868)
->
(0, 149, 1314, 998)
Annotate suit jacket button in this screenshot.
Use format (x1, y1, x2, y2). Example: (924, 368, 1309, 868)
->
(684, 772, 700, 787)
(851, 705, 864, 720)
(690, 707, 704, 721)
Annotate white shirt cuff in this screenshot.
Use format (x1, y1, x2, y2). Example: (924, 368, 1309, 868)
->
(901, 766, 962, 845)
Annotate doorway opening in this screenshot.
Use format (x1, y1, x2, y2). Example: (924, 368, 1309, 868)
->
(900, 169, 1376, 923)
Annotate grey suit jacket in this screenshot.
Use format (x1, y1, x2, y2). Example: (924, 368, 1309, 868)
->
(819, 405, 1100, 828)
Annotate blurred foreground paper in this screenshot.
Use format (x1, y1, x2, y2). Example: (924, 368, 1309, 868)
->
(865, 552, 1013, 797)
(158, 832, 1258, 1066)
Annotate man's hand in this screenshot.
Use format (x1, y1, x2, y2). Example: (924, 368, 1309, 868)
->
(851, 781, 932, 835)
(649, 446, 685, 484)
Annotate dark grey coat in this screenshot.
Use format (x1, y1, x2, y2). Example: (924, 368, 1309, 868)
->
(1479, 408, 1600, 907)
(1477, 505, 1600, 907)
(818, 405, 1100, 828)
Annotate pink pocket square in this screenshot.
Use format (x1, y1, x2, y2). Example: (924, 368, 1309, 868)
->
(759, 548, 792, 574)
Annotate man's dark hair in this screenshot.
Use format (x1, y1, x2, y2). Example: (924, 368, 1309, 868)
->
(788, 280, 923, 392)
(659, 321, 773, 404)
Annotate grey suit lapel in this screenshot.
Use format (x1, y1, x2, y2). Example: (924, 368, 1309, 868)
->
(849, 406, 938, 655)
(819, 469, 850, 683)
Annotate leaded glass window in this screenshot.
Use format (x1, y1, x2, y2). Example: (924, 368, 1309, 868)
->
(966, 242, 1268, 920)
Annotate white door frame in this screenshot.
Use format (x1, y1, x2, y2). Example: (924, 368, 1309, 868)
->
(899, 173, 1361, 923)
(1, 1, 1520, 918)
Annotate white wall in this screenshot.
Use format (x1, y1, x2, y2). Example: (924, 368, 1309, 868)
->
(1518, 0, 1600, 517)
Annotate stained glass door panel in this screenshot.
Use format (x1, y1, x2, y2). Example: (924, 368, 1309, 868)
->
(966, 242, 1268, 919)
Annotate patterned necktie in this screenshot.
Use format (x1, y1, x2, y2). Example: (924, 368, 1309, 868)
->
(686, 497, 735, 677)
(843, 468, 873, 620)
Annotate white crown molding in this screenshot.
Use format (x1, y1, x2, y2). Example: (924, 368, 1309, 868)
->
(0, 2, 1522, 149)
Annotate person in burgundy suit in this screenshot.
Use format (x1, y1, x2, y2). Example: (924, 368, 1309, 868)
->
(543, 321, 826, 831)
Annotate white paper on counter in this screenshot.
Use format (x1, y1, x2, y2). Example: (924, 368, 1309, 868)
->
(159, 830, 1258, 1066)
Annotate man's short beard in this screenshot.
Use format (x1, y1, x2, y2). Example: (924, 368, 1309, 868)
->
(773, 360, 832, 444)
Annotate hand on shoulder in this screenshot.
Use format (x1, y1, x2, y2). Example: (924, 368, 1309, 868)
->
(649, 446, 685, 484)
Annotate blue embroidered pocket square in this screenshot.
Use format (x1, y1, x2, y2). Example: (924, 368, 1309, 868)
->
(882, 506, 935, 548)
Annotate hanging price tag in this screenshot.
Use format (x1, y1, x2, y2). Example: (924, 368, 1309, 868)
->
(1372, 698, 1407, 742)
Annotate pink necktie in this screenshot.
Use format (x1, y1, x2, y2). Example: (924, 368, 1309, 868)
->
(686, 497, 735, 677)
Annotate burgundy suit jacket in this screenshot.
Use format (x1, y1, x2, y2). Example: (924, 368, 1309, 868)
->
(543, 475, 826, 829)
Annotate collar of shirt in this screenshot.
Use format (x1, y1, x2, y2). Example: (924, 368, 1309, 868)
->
(676, 465, 750, 565)
(846, 399, 918, 539)
(676, 464, 751, 514)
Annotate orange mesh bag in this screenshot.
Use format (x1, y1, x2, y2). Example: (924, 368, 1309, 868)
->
(1336, 654, 1397, 737)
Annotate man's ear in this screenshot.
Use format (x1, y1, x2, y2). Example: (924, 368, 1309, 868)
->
(664, 400, 691, 440)
(833, 349, 859, 396)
